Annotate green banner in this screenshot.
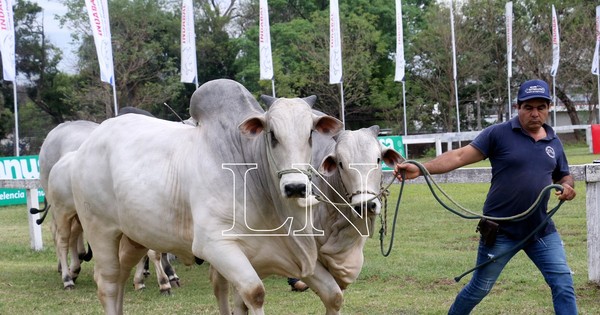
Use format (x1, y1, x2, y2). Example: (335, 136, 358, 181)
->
(0, 155, 45, 206)
(378, 136, 405, 170)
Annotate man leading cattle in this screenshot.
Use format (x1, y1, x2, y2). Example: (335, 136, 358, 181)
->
(395, 79, 577, 314)
(70, 79, 342, 315)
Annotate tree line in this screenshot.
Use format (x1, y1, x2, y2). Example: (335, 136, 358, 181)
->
(0, 0, 597, 156)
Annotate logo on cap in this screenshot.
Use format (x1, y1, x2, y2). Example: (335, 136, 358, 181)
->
(525, 85, 546, 95)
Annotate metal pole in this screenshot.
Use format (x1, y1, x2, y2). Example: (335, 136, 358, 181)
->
(339, 82, 345, 129)
(271, 79, 276, 97)
(112, 82, 119, 117)
(552, 76, 557, 127)
(597, 73, 600, 124)
(13, 82, 18, 157)
(507, 77, 512, 119)
(402, 81, 408, 158)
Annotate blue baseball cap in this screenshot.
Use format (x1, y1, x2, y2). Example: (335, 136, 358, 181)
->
(517, 79, 551, 102)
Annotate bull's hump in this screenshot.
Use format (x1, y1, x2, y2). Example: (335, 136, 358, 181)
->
(189, 79, 263, 126)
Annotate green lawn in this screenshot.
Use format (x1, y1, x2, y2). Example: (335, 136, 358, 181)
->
(1, 178, 599, 314)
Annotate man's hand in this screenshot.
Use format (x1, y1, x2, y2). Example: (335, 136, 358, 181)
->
(556, 183, 576, 201)
(394, 162, 421, 181)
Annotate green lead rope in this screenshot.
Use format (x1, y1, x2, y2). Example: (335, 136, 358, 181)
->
(379, 160, 566, 282)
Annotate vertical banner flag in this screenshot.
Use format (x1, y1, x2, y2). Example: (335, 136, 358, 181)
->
(505, 2, 513, 79)
(329, 0, 342, 84)
(592, 6, 600, 75)
(180, 0, 197, 84)
(550, 5, 560, 77)
(85, 0, 114, 85)
(394, 0, 405, 82)
(259, 0, 274, 80)
(0, 0, 15, 81)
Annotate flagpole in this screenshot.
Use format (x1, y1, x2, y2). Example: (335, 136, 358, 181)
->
(13, 82, 18, 156)
(271, 80, 276, 97)
(552, 77, 557, 126)
(402, 81, 408, 157)
(339, 83, 345, 128)
(112, 82, 118, 116)
(597, 74, 600, 123)
(450, 2, 461, 137)
(505, 1, 513, 119)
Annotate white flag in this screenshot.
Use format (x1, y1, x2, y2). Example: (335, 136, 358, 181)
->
(180, 0, 197, 84)
(0, 0, 15, 81)
(85, 0, 115, 85)
(450, 3, 457, 81)
(550, 5, 560, 77)
(592, 6, 600, 75)
(394, 0, 405, 82)
(259, 0, 274, 80)
(329, 0, 342, 84)
(505, 2, 513, 79)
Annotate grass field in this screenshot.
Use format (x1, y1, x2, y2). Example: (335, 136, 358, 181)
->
(0, 143, 599, 314)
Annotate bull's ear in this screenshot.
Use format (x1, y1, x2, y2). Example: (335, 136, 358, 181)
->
(239, 115, 267, 137)
(381, 147, 405, 168)
(367, 125, 380, 137)
(313, 115, 343, 136)
(260, 95, 277, 107)
(318, 155, 337, 176)
(302, 95, 317, 107)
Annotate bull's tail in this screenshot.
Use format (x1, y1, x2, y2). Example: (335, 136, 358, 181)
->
(29, 197, 48, 214)
(79, 243, 93, 262)
(35, 203, 51, 225)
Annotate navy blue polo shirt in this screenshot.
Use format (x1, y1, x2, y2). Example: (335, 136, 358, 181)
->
(470, 117, 570, 240)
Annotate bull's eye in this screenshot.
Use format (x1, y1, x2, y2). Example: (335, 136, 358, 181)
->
(308, 134, 312, 146)
(338, 161, 344, 170)
(270, 131, 278, 147)
(377, 157, 381, 164)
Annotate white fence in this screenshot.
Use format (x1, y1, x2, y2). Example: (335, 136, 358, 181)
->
(3, 163, 600, 283)
(402, 124, 592, 157)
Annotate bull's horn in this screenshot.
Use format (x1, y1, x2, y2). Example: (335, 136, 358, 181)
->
(260, 95, 277, 107)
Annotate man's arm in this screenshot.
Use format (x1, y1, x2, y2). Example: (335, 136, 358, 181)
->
(395, 144, 485, 180)
(555, 175, 576, 201)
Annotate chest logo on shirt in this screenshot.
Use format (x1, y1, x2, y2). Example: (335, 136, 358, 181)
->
(545, 146, 555, 159)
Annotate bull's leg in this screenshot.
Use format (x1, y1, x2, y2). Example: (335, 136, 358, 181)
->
(202, 244, 265, 315)
(52, 211, 76, 289)
(147, 250, 172, 294)
(231, 286, 249, 315)
(118, 235, 149, 313)
(209, 266, 231, 315)
(161, 252, 180, 287)
(68, 219, 84, 282)
(300, 263, 344, 315)
(89, 231, 122, 315)
(132, 257, 147, 291)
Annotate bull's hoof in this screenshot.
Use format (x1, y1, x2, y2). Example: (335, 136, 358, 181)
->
(159, 288, 171, 296)
(169, 276, 180, 288)
(64, 283, 75, 290)
(134, 283, 146, 291)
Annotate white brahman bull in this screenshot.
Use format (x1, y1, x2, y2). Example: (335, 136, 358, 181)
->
(212, 125, 403, 314)
(37, 120, 98, 289)
(70, 79, 343, 315)
(39, 115, 179, 291)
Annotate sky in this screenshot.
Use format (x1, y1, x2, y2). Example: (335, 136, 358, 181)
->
(33, 0, 76, 73)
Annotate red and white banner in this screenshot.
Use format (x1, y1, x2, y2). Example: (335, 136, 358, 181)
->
(592, 6, 600, 75)
(505, 2, 513, 79)
(85, 0, 114, 85)
(259, 0, 273, 80)
(180, 0, 197, 84)
(329, 0, 342, 84)
(551, 5, 560, 77)
(394, 0, 405, 82)
(0, 0, 15, 81)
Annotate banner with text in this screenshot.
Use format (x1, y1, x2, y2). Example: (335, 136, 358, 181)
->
(378, 136, 405, 171)
(0, 155, 44, 206)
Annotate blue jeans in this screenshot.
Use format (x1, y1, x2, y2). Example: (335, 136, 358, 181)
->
(448, 232, 577, 315)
